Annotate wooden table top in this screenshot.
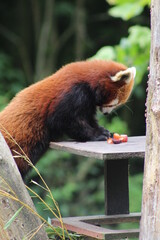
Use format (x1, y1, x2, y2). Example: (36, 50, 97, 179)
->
(50, 136, 146, 160)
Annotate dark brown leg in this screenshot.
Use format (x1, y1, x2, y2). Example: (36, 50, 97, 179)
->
(104, 159, 129, 215)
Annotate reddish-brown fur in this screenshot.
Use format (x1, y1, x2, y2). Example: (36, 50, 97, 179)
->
(0, 60, 134, 174)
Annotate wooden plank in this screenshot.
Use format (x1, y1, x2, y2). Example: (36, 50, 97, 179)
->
(104, 159, 129, 215)
(52, 217, 108, 239)
(57, 213, 141, 225)
(50, 136, 145, 160)
(52, 214, 140, 239)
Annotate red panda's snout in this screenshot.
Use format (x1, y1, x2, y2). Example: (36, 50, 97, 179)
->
(101, 66, 136, 114)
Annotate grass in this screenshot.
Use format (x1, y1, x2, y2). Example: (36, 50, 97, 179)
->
(0, 124, 76, 239)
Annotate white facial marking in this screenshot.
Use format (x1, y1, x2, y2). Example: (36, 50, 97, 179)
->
(101, 98, 119, 114)
(102, 106, 115, 114)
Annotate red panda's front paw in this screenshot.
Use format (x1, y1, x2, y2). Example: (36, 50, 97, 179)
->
(98, 127, 111, 139)
(103, 130, 111, 139)
(93, 135, 107, 141)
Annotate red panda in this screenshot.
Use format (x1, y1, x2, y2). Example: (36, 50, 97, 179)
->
(0, 60, 136, 177)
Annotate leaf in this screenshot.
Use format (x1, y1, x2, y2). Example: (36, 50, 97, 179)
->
(109, 2, 143, 20)
(89, 46, 116, 60)
(48, 216, 51, 225)
(4, 206, 24, 230)
(107, 0, 135, 5)
(45, 226, 84, 239)
(128, 26, 151, 48)
(89, 25, 150, 87)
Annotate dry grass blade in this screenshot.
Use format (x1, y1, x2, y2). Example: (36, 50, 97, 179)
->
(0, 124, 72, 239)
(0, 189, 63, 239)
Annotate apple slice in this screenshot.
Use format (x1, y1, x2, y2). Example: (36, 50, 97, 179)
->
(120, 134, 128, 142)
(107, 138, 113, 144)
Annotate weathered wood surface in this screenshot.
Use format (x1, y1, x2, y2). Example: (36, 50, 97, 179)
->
(140, 0, 160, 239)
(0, 132, 48, 240)
(50, 136, 145, 160)
(77, 212, 141, 224)
(52, 213, 140, 239)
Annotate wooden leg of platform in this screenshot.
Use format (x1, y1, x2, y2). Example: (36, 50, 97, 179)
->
(104, 159, 129, 215)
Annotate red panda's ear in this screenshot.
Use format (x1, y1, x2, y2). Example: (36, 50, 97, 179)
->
(111, 67, 136, 83)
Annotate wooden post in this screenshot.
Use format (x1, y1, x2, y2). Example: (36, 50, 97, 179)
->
(140, 0, 160, 239)
(104, 159, 129, 215)
(0, 132, 48, 240)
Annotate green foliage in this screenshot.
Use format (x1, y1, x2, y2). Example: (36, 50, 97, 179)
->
(107, 0, 150, 20)
(129, 173, 143, 212)
(89, 46, 116, 60)
(117, 26, 150, 85)
(0, 52, 25, 110)
(28, 149, 105, 218)
(46, 226, 84, 239)
(91, 25, 150, 86)
(56, 2, 74, 17)
(98, 114, 129, 134)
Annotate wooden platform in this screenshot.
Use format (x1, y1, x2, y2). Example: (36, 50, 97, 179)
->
(50, 136, 145, 239)
(50, 136, 145, 160)
(52, 213, 141, 239)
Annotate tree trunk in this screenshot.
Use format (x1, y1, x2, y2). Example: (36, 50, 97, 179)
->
(0, 132, 48, 240)
(140, 0, 160, 239)
(35, 0, 54, 81)
(75, 0, 86, 60)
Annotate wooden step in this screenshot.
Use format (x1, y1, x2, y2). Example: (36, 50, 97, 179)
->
(52, 213, 141, 239)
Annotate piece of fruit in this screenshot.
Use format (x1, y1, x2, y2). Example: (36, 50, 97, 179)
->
(120, 134, 128, 142)
(107, 133, 128, 144)
(112, 139, 122, 144)
(107, 138, 113, 144)
(113, 133, 121, 140)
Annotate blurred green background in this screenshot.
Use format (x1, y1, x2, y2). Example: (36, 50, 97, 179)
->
(0, 0, 150, 232)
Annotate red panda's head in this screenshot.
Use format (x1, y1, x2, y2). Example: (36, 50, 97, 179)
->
(52, 60, 135, 115)
(97, 62, 136, 114)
